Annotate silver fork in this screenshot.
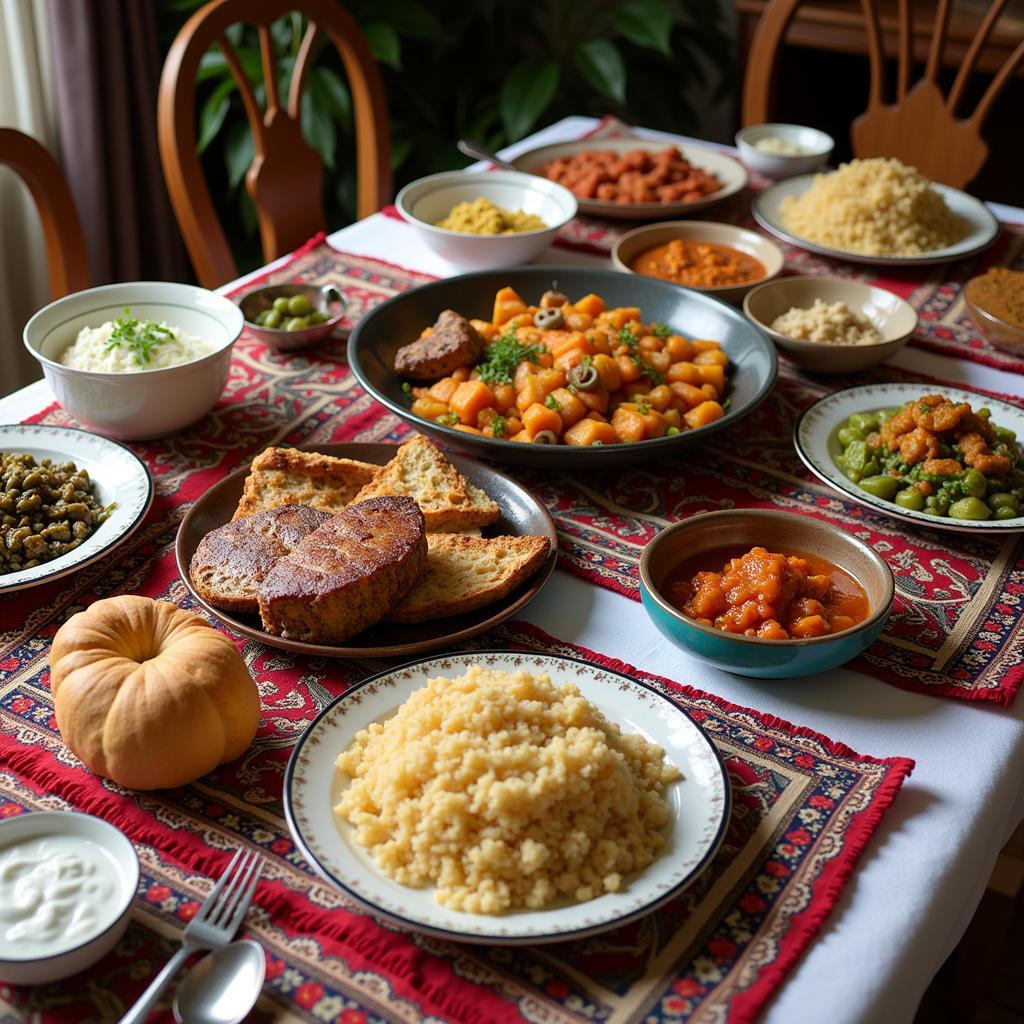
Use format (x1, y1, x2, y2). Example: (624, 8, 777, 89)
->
(119, 848, 263, 1024)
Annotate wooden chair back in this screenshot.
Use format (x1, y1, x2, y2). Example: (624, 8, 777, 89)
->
(0, 128, 90, 299)
(742, 0, 1024, 188)
(158, 0, 391, 288)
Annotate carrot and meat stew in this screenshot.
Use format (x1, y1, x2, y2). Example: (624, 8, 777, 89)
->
(661, 546, 870, 640)
(393, 287, 730, 446)
(631, 240, 766, 289)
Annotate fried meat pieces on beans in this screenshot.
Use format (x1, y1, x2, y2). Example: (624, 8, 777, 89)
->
(871, 394, 1011, 475)
(393, 310, 484, 381)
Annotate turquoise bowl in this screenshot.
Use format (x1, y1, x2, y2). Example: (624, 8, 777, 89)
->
(639, 509, 894, 679)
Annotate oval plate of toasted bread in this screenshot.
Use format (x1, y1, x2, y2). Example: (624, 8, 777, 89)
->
(175, 436, 557, 658)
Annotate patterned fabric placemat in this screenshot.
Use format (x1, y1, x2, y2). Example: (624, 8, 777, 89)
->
(438, 115, 1024, 374)
(0, 615, 913, 1024)
(16, 240, 1024, 706)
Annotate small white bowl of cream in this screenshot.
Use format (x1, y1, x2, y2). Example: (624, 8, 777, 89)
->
(24, 281, 243, 440)
(735, 123, 834, 179)
(0, 810, 139, 984)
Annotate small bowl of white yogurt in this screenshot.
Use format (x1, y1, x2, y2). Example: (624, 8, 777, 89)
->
(24, 281, 244, 440)
(0, 810, 139, 984)
(735, 124, 834, 179)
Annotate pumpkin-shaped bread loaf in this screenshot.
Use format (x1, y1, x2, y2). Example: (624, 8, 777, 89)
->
(49, 595, 260, 790)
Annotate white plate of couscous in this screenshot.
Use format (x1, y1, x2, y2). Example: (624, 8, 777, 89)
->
(753, 157, 999, 267)
(284, 651, 730, 944)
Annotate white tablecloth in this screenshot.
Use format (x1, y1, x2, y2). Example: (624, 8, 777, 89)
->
(4, 116, 1023, 1024)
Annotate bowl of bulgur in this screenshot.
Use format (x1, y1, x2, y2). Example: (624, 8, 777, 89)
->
(744, 277, 917, 373)
(284, 651, 729, 944)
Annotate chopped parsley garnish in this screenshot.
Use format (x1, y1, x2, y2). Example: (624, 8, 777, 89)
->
(635, 398, 651, 415)
(104, 307, 173, 366)
(491, 415, 506, 438)
(401, 381, 413, 396)
(580, 354, 593, 370)
(438, 411, 459, 426)
(651, 323, 672, 339)
(545, 393, 560, 410)
(631, 354, 665, 386)
(475, 332, 546, 385)
(618, 326, 640, 350)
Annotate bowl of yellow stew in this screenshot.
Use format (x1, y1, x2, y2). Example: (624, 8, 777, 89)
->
(611, 222, 784, 305)
(396, 170, 577, 270)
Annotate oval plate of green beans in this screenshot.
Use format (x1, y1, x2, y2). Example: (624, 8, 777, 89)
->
(0, 425, 153, 594)
(795, 383, 1024, 535)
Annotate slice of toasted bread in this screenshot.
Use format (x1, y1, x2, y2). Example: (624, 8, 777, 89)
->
(384, 533, 549, 623)
(258, 496, 427, 643)
(190, 504, 332, 613)
(352, 434, 501, 531)
(232, 447, 378, 520)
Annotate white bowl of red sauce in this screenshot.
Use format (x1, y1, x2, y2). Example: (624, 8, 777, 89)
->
(611, 221, 784, 305)
(639, 509, 894, 678)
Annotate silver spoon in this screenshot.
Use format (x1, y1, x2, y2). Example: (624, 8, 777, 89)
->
(172, 940, 266, 1024)
(457, 138, 519, 172)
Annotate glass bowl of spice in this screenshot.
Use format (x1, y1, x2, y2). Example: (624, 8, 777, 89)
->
(964, 268, 1024, 356)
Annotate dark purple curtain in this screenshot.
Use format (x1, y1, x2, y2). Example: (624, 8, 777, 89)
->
(46, 0, 188, 285)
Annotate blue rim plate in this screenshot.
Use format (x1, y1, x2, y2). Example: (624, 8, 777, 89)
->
(795, 382, 1024, 535)
(284, 650, 730, 945)
(0, 425, 153, 594)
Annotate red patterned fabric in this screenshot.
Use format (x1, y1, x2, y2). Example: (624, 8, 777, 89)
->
(0, 615, 912, 1024)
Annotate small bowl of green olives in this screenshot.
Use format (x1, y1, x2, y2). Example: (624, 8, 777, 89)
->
(237, 284, 346, 351)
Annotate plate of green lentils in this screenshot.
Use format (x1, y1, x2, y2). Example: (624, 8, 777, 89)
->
(0, 425, 152, 593)
(796, 383, 1024, 535)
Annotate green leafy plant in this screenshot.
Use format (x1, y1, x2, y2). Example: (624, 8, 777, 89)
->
(157, 0, 734, 271)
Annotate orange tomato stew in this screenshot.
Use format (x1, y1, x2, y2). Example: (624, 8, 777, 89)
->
(661, 546, 870, 640)
(631, 239, 766, 289)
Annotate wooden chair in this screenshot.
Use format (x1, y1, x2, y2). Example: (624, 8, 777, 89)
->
(0, 128, 90, 299)
(158, 0, 391, 289)
(742, 0, 1024, 188)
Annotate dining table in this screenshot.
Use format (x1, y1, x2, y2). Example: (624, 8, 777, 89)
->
(2, 115, 1024, 1024)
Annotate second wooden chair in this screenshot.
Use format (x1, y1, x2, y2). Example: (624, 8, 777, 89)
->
(158, 0, 391, 288)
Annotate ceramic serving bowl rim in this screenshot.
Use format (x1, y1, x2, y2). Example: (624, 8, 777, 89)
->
(639, 509, 895, 647)
(0, 810, 140, 967)
(742, 275, 918, 351)
(734, 123, 835, 158)
(611, 220, 786, 296)
(23, 280, 244, 382)
(396, 169, 578, 240)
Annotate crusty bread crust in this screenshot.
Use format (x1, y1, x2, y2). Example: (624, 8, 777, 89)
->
(385, 533, 549, 623)
(353, 435, 500, 531)
(258, 496, 427, 642)
(189, 504, 331, 613)
(232, 447, 378, 520)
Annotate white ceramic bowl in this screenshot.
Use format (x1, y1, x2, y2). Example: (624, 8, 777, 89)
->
(611, 220, 785, 305)
(743, 276, 918, 373)
(396, 170, 577, 270)
(24, 281, 244, 440)
(0, 810, 139, 984)
(735, 123, 834, 179)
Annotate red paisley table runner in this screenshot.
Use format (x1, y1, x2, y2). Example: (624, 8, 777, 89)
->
(16, 240, 1024, 709)
(0, 610, 913, 1023)
(385, 115, 1024, 374)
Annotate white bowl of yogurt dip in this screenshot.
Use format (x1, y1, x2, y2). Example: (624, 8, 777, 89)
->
(24, 281, 244, 440)
(0, 810, 139, 984)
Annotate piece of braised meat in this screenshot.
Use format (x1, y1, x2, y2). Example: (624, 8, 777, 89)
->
(393, 310, 484, 381)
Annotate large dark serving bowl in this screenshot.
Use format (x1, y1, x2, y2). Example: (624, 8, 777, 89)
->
(348, 266, 777, 468)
